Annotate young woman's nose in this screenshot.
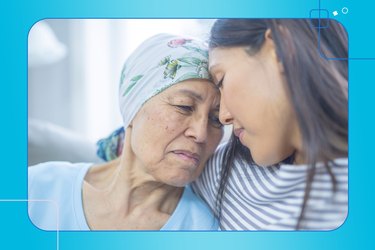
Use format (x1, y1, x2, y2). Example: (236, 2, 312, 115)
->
(219, 97, 233, 125)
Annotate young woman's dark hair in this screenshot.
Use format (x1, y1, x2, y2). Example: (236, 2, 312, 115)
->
(210, 19, 348, 229)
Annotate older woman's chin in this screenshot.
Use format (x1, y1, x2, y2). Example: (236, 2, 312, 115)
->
(160, 172, 201, 187)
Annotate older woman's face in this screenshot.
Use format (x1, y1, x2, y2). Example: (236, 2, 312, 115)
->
(209, 44, 301, 167)
(130, 79, 223, 187)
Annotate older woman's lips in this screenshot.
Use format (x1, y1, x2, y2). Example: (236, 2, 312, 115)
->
(172, 150, 200, 165)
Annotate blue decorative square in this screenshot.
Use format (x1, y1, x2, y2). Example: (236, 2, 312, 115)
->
(309, 9, 329, 28)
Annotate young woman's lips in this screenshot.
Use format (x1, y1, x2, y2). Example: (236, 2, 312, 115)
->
(234, 128, 245, 143)
(172, 150, 200, 166)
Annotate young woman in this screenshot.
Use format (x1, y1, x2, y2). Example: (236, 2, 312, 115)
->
(194, 18, 348, 230)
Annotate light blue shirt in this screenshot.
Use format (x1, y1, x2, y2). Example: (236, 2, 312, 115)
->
(28, 162, 218, 231)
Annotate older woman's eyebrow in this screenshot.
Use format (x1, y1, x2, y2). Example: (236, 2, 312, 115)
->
(175, 89, 204, 102)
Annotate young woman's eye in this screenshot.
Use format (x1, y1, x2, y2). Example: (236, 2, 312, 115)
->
(217, 78, 224, 89)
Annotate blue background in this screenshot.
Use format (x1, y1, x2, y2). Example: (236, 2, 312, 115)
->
(0, 0, 373, 249)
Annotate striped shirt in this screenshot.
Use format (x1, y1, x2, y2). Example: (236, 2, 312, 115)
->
(192, 144, 348, 230)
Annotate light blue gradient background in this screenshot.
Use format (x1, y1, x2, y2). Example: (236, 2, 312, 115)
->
(0, 0, 373, 249)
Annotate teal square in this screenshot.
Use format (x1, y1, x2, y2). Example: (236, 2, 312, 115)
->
(309, 9, 329, 28)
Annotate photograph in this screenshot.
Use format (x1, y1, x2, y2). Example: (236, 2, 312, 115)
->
(27, 18, 348, 231)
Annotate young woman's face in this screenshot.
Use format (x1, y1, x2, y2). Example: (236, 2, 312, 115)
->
(130, 79, 223, 186)
(209, 42, 302, 167)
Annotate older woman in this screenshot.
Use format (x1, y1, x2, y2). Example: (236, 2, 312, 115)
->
(28, 33, 223, 230)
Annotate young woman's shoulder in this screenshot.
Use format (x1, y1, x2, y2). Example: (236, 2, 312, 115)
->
(219, 158, 348, 230)
(192, 143, 228, 208)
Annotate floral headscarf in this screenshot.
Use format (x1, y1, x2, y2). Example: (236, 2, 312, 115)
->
(97, 33, 211, 161)
(119, 33, 210, 129)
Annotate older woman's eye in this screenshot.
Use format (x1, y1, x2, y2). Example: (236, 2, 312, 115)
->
(175, 105, 194, 113)
(210, 115, 223, 129)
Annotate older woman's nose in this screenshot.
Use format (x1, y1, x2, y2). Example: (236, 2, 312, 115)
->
(219, 97, 233, 125)
(185, 117, 208, 143)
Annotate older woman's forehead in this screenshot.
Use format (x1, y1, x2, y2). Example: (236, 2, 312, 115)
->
(168, 79, 218, 93)
(163, 85, 220, 110)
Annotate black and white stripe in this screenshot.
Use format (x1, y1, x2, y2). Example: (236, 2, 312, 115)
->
(192, 144, 348, 230)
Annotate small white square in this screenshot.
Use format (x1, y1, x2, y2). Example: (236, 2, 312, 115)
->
(333, 11, 339, 16)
